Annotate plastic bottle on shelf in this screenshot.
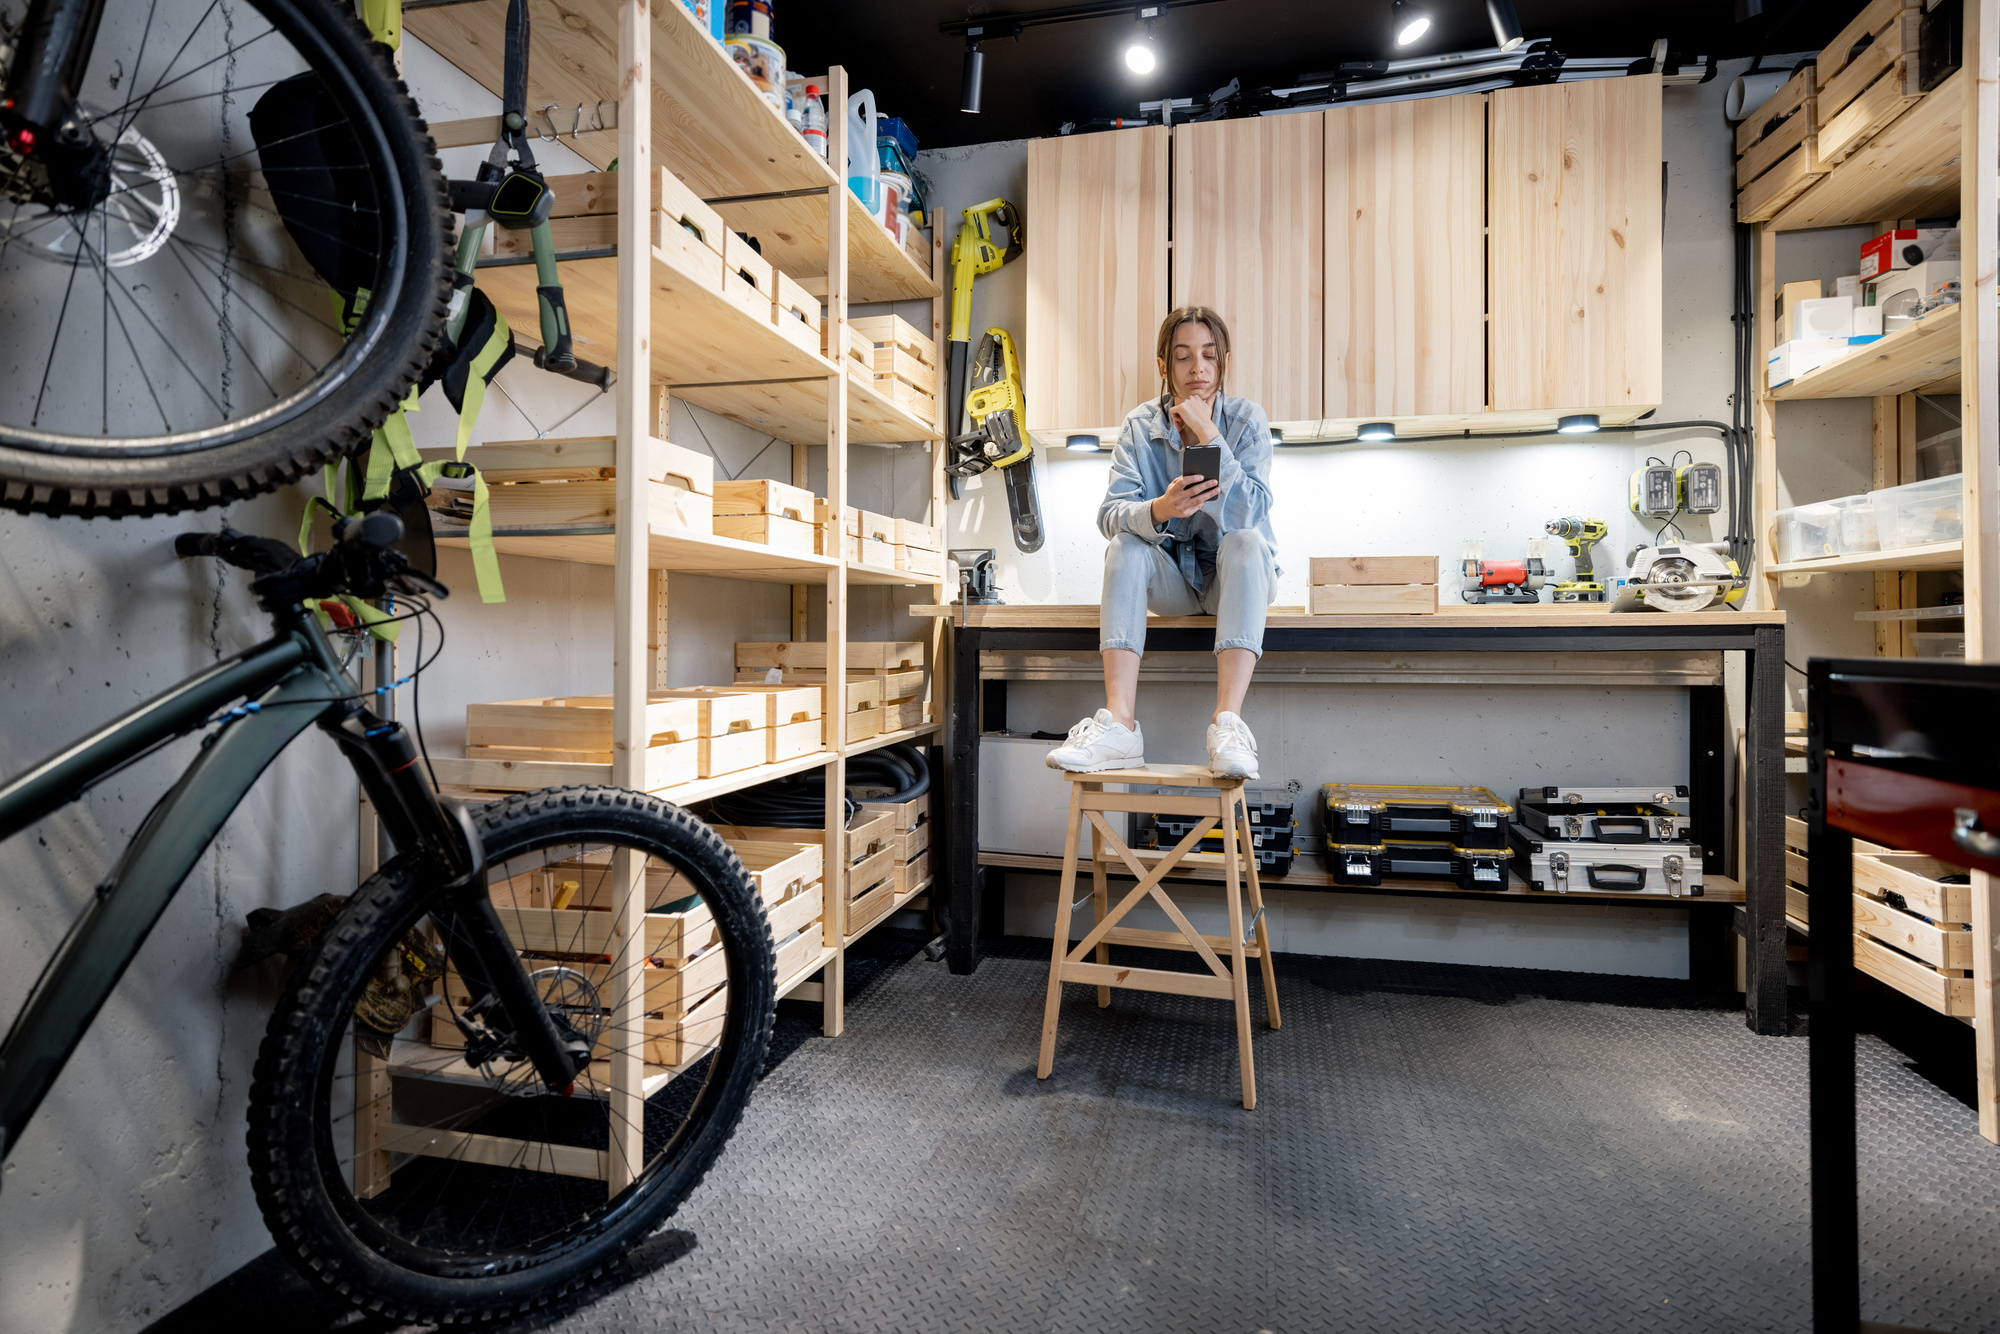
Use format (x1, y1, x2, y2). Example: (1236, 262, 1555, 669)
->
(799, 85, 827, 159)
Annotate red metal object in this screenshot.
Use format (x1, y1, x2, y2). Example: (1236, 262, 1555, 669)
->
(8, 128, 34, 155)
(1826, 757, 2000, 873)
(1475, 560, 1530, 587)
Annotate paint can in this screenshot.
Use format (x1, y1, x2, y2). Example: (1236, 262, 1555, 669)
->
(725, 35, 786, 111)
(726, 0, 772, 38)
(682, 0, 723, 41)
(879, 169, 912, 220)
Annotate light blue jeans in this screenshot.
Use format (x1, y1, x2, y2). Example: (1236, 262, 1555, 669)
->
(1099, 529, 1277, 658)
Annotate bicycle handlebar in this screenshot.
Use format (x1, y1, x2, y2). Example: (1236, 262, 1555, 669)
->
(174, 512, 448, 607)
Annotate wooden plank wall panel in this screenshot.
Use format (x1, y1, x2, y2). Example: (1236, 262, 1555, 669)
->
(1489, 74, 1664, 413)
(1024, 127, 1170, 434)
(1324, 96, 1487, 418)
(1171, 115, 1325, 425)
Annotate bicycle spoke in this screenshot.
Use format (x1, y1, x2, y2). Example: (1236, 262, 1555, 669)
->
(31, 217, 96, 429)
(168, 244, 286, 401)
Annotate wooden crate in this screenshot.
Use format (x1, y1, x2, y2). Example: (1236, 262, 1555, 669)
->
(653, 687, 765, 737)
(713, 512, 818, 552)
(464, 695, 700, 790)
(654, 208, 727, 289)
(746, 666, 925, 699)
(873, 343, 938, 395)
(722, 231, 775, 300)
(821, 322, 873, 376)
(771, 269, 821, 353)
(449, 478, 711, 535)
(895, 518, 944, 552)
(896, 849, 931, 895)
(645, 974, 732, 1066)
(1814, 0, 1925, 164)
(844, 876, 897, 938)
(891, 820, 932, 864)
(894, 545, 946, 579)
(697, 728, 767, 779)
(1854, 851, 1973, 924)
(713, 478, 816, 521)
(1854, 930, 1973, 1016)
(719, 266, 773, 325)
(847, 705, 884, 744)
(1853, 891, 1974, 971)
(723, 839, 824, 901)
(871, 372, 937, 428)
(447, 435, 714, 495)
(656, 165, 728, 256)
(722, 682, 823, 726)
(848, 844, 896, 900)
(710, 810, 893, 865)
(736, 641, 925, 671)
(882, 698, 928, 733)
(1307, 555, 1437, 585)
(848, 313, 935, 364)
(859, 791, 927, 831)
(492, 900, 709, 963)
(1308, 584, 1439, 615)
(769, 715, 825, 763)
(1733, 65, 1824, 223)
(768, 881, 825, 942)
(490, 212, 615, 259)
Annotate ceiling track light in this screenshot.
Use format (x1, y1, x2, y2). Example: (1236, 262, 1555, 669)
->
(1485, 0, 1524, 52)
(958, 21, 1021, 115)
(1390, 0, 1431, 48)
(1126, 4, 1162, 75)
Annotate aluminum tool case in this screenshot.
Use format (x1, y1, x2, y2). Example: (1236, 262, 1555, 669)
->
(1321, 783, 1513, 850)
(1517, 799, 1692, 843)
(1507, 822, 1705, 897)
(1519, 784, 1689, 812)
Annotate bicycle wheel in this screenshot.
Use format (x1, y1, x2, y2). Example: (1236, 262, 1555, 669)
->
(0, 0, 449, 517)
(246, 788, 778, 1322)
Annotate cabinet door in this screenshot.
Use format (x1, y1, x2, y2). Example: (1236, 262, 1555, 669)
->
(1171, 115, 1324, 426)
(1025, 126, 1170, 435)
(1323, 95, 1486, 419)
(1488, 74, 1663, 414)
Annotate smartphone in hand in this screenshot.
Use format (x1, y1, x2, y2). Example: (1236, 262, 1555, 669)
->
(1181, 444, 1222, 487)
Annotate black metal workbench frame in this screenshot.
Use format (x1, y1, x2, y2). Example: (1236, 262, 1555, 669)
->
(941, 616, 1791, 1036)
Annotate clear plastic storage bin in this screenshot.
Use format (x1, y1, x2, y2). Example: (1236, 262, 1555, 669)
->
(1870, 473, 1963, 550)
(1912, 632, 1966, 659)
(1829, 494, 1879, 553)
(1772, 501, 1842, 563)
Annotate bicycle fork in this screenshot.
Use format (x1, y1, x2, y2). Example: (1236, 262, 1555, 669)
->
(2, 0, 115, 208)
(323, 706, 583, 1094)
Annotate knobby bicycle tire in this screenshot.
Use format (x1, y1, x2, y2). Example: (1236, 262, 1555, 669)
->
(0, 0, 450, 519)
(245, 787, 777, 1323)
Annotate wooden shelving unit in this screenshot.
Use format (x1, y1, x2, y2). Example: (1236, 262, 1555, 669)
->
(1751, 7, 1999, 1143)
(392, 0, 952, 1192)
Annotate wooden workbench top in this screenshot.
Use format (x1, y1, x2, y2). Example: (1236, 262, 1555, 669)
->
(910, 603, 1785, 629)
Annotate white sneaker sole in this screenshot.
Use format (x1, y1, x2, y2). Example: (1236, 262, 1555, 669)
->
(1055, 753, 1145, 774)
(1209, 758, 1258, 780)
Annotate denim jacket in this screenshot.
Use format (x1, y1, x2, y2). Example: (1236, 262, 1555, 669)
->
(1096, 393, 1278, 596)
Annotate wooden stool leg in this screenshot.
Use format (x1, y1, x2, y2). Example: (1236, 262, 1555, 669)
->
(1092, 810, 1111, 1007)
(1037, 784, 1088, 1079)
(1240, 797, 1280, 1030)
(1221, 786, 1256, 1110)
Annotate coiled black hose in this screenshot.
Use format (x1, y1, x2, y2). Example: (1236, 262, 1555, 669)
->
(695, 743, 929, 827)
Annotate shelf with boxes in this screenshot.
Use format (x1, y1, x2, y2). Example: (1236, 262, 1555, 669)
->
(472, 166, 933, 447)
(408, 0, 936, 305)
(1769, 472, 1966, 575)
(734, 640, 935, 750)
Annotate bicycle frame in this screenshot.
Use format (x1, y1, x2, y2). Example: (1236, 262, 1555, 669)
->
(0, 599, 575, 1166)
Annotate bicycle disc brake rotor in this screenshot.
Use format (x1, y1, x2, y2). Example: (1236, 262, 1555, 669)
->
(0, 105, 181, 266)
(465, 965, 604, 1096)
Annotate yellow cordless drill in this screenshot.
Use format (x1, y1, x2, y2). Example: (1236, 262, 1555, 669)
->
(1546, 516, 1610, 603)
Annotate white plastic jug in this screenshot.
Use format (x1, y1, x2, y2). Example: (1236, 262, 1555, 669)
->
(845, 88, 880, 210)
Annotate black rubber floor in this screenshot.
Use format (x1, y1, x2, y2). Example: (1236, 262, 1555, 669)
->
(157, 931, 2000, 1334)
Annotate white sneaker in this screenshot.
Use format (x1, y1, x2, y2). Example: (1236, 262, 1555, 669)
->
(1207, 711, 1259, 779)
(1046, 709, 1145, 773)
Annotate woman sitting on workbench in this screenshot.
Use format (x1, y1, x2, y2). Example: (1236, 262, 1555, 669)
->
(1046, 305, 1278, 779)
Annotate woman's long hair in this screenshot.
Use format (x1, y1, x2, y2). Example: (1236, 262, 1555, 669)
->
(1155, 305, 1233, 403)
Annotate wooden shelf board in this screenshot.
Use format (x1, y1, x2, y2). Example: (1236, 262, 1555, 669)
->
(977, 851, 1744, 904)
(910, 603, 1787, 629)
(1766, 306, 1963, 400)
(429, 744, 836, 803)
(386, 1038, 698, 1099)
(847, 559, 944, 586)
(1767, 540, 1962, 575)
(1770, 70, 1967, 233)
(442, 526, 843, 581)
(777, 944, 837, 1000)
(843, 721, 941, 758)
(1030, 405, 1659, 452)
(406, 0, 934, 302)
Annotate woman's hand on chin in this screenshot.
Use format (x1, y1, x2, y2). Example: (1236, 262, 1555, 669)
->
(1169, 392, 1219, 444)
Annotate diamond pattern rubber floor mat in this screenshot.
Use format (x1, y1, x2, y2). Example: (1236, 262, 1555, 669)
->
(153, 932, 2000, 1334)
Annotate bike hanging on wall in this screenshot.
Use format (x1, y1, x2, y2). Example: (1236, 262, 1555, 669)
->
(0, 520, 778, 1322)
(0, 0, 451, 516)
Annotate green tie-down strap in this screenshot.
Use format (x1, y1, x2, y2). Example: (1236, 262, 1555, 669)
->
(421, 460, 504, 604)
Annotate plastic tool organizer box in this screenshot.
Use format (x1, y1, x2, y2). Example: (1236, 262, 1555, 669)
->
(1325, 839, 1509, 891)
(1320, 783, 1513, 851)
(1137, 785, 1297, 877)
(1515, 784, 1692, 844)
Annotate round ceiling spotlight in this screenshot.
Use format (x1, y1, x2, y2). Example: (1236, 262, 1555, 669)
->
(1391, 0, 1432, 47)
(1126, 6, 1161, 75)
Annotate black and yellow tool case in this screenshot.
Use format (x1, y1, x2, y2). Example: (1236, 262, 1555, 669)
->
(1321, 839, 1509, 891)
(1506, 822, 1705, 897)
(1139, 785, 1296, 831)
(1153, 814, 1295, 852)
(1320, 784, 1512, 851)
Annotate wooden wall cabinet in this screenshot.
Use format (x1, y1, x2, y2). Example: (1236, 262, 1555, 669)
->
(1488, 74, 1664, 414)
(1323, 95, 1487, 420)
(1171, 115, 1325, 426)
(1024, 126, 1170, 436)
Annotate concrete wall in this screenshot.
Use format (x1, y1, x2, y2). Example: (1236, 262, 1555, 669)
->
(917, 63, 1857, 977)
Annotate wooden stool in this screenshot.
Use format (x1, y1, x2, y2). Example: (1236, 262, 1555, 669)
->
(1036, 763, 1281, 1108)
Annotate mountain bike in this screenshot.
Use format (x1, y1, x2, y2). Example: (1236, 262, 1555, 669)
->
(0, 516, 777, 1322)
(0, 0, 450, 517)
